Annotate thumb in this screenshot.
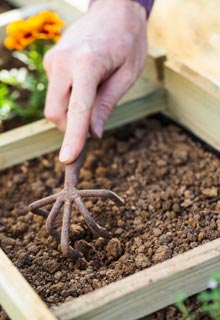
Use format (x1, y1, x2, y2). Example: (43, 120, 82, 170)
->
(90, 65, 136, 138)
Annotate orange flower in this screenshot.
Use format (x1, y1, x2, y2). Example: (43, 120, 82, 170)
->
(27, 11, 64, 40)
(5, 22, 36, 50)
(4, 11, 64, 50)
(4, 37, 23, 51)
(37, 11, 64, 28)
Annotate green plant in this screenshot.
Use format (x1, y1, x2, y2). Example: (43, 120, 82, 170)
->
(176, 274, 220, 319)
(0, 84, 19, 120)
(198, 274, 220, 319)
(176, 292, 196, 320)
(0, 11, 64, 123)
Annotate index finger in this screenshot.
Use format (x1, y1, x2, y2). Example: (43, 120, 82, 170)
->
(59, 55, 100, 163)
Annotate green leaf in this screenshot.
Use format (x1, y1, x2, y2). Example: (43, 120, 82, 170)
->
(0, 68, 35, 90)
(0, 84, 20, 120)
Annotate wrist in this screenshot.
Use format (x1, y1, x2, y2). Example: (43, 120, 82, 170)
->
(133, 0, 154, 18)
(89, 0, 154, 18)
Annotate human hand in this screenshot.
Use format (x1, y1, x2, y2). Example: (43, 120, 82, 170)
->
(43, 0, 147, 163)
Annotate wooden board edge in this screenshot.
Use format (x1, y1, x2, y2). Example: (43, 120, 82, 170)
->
(6, 0, 52, 8)
(164, 61, 220, 151)
(53, 238, 220, 320)
(5, 0, 88, 10)
(165, 60, 220, 100)
(0, 249, 56, 320)
(0, 87, 166, 170)
(148, 45, 167, 81)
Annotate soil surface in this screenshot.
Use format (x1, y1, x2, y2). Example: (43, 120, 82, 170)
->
(1, 117, 220, 319)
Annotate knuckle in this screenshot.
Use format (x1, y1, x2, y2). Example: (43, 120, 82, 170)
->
(43, 48, 70, 71)
(74, 43, 97, 65)
(68, 100, 90, 114)
(44, 108, 60, 123)
(99, 95, 116, 111)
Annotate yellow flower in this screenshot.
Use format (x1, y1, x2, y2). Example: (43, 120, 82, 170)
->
(4, 11, 64, 50)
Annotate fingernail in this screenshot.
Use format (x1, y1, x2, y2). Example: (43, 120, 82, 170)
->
(94, 119, 104, 138)
(59, 144, 72, 162)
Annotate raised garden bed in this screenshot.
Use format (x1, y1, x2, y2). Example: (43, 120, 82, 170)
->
(1, 1, 220, 320)
(1, 116, 220, 320)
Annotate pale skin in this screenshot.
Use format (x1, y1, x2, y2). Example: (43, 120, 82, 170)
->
(43, 0, 147, 164)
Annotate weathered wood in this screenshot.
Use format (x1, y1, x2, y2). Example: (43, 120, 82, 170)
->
(0, 85, 165, 170)
(165, 61, 220, 151)
(0, 249, 56, 320)
(53, 238, 220, 320)
(6, 0, 88, 12)
(6, 0, 42, 7)
(0, 119, 62, 170)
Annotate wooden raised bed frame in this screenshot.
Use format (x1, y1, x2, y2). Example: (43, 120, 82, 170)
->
(0, 1, 220, 320)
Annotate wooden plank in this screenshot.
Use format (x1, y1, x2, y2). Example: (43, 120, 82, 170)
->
(6, 0, 51, 8)
(51, 0, 84, 24)
(0, 84, 165, 170)
(6, 0, 88, 11)
(0, 249, 56, 320)
(53, 238, 220, 320)
(165, 61, 220, 151)
(62, 0, 89, 12)
(0, 119, 63, 170)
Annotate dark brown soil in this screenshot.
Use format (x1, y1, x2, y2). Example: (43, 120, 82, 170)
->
(0, 1, 14, 13)
(1, 117, 220, 320)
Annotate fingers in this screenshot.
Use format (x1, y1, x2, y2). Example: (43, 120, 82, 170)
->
(59, 56, 101, 164)
(44, 50, 71, 131)
(90, 65, 138, 138)
(44, 71, 70, 131)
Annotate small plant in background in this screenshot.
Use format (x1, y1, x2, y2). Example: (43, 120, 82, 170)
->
(176, 274, 220, 320)
(0, 11, 64, 123)
(198, 274, 220, 319)
(176, 292, 196, 320)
